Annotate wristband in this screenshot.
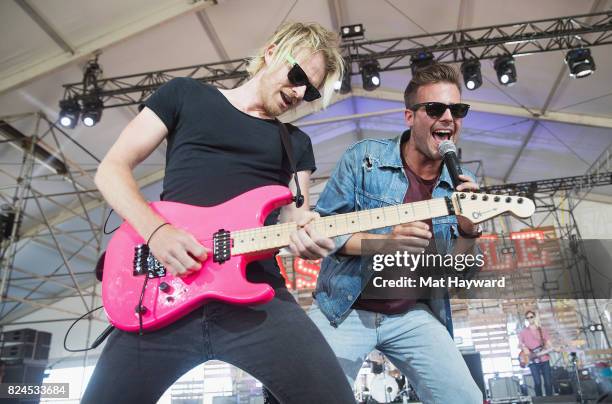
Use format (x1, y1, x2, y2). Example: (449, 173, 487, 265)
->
(147, 222, 170, 245)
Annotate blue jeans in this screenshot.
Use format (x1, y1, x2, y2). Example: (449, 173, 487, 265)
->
(529, 360, 553, 396)
(309, 302, 482, 404)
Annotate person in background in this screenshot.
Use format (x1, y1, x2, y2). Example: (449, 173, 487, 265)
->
(519, 310, 554, 397)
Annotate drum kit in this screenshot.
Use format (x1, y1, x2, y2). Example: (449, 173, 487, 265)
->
(356, 352, 418, 404)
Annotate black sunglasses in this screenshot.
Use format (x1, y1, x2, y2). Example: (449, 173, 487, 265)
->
(286, 54, 321, 102)
(410, 102, 470, 119)
(526, 315, 535, 319)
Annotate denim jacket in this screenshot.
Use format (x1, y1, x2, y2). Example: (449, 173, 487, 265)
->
(314, 131, 476, 334)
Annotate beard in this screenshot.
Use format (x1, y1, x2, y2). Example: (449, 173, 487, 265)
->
(257, 72, 286, 118)
(261, 94, 283, 118)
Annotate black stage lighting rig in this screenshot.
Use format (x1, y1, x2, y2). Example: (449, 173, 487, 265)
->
(361, 61, 380, 91)
(58, 98, 80, 129)
(494, 55, 517, 86)
(81, 94, 103, 127)
(340, 24, 364, 41)
(0, 205, 16, 242)
(461, 59, 482, 90)
(59, 12, 612, 108)
(334, 72, 352, 94)
(410, 51, 434, 76)
(565, 48, 596, 78)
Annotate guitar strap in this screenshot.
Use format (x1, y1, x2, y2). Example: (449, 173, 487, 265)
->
(278, 121, 305, 208)
(538, 326, 545, 348)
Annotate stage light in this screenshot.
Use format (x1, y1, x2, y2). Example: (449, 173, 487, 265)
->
(0, 205, 16, 241)
(589, 324, 597, 332)
(340, 24, 365, 40)
(58, 98, 80, 129)
(81, 95, 103, 127)
(361, 61, 380, 91)
(410, 52, 434, 75)
(334, 72, 352, 94)
(565, 48, 596, 78)
(461, 59, 482, 90)
(494, 56, 517, 86)
(596, 323, 604, 331)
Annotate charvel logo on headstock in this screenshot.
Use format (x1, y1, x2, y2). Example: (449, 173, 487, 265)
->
(472, 208, 498, 220)
(452, 192, 535, 224)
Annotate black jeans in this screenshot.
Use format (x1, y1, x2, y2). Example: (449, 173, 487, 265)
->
(82, 288, 355, 403)
(529, 360, 553, 396)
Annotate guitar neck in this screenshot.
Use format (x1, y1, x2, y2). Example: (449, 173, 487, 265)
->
(231, 197, 452, 255)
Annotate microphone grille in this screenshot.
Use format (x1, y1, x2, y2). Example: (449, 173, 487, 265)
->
(438, 140, 456, 156)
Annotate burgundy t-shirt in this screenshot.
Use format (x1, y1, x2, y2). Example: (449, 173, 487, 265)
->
(352, 162, 438, 314)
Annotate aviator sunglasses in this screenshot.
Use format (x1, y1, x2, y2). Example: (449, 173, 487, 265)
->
(410, 102, 471, 119)
(285, 54, 321, 102)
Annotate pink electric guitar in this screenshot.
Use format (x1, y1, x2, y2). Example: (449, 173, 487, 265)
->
(102, 185, 535, 332)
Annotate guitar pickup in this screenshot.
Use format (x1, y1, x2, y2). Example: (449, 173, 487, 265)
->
(213, 229, 231, 264)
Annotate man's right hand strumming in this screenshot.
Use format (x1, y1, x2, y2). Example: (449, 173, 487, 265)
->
(94, 107, 209, 278)
(146, 223, 209, 277)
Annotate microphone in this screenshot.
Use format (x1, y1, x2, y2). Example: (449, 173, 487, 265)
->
(438, 140, 463, 189)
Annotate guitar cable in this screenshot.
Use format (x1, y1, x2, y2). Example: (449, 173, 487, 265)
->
(64, 210, 147, 352)
(63, 209, 116, 352)
(63, 306, 115, 352)
(137, 274, 150, 336)
(64, 274, 149, 352)
(103, 208, 119, 234)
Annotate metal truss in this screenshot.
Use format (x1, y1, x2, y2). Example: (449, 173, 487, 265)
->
(482, 166, 612, 349)
(61, 11, 612, 109)
(0, 112, 105, 327)
(482, 172, 612, 202)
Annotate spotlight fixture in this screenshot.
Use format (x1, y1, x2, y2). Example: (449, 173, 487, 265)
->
(410, 52, 434, 75)
(565, 48, 596, 78)
(494, 55, 517, 86)
(0, 205, 16, 241)
(587, 323, 604, 333)
(58, 98, 81, 129)
(461, 59, 482, 90)
(340, 24, 365, 40)
(361, 61, 380, 91)
(334, 72, 352, 94)
(81, 95, 103, 127)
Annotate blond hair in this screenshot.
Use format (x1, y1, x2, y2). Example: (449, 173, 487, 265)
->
(247, 22, 344, 108)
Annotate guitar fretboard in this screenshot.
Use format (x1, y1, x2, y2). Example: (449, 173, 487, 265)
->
(230, 198, 450, 255)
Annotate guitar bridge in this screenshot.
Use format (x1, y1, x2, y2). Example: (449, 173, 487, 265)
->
(213, 229, 231, 264)
(133, 244, 166, 278)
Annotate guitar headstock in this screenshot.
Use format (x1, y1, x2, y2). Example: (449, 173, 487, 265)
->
(451, 192, 535, 223)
